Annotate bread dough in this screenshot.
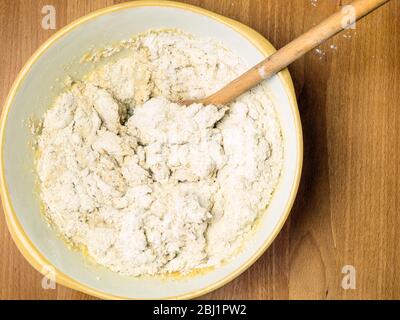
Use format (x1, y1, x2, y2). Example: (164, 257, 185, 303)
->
(36, 30, 283, 276)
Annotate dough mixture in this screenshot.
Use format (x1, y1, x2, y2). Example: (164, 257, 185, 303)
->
(36, 30, 283, 276)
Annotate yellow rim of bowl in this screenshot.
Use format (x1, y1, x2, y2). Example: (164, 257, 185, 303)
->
(0, 0, 303, 300)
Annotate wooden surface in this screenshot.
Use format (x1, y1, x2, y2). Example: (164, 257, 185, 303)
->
(0, 0, 399, 300)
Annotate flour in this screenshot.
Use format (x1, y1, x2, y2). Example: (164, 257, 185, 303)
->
(36, 30, 283, 276)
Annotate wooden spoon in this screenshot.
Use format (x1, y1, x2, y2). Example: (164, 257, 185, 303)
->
(181, 0, 390, 106)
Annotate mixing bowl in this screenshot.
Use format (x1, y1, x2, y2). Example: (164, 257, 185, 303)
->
(0, 0, 302, 299)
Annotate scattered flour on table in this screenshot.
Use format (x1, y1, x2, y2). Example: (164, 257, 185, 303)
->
(36, 30, 283, 276)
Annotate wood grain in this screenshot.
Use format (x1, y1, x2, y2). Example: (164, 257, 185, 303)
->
(192, 0, 391, 106)
(0, 0, 399, 300)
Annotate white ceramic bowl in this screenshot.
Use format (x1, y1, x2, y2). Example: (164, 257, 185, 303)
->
(0, 1, 302, 299)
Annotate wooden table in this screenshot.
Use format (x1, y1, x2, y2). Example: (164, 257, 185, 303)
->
(0, 0, 399, 300)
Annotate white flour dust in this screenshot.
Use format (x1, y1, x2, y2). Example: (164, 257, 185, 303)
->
(36, 30, 283, 276)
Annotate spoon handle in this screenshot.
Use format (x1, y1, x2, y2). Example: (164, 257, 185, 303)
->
(198, 0, 390, 106)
